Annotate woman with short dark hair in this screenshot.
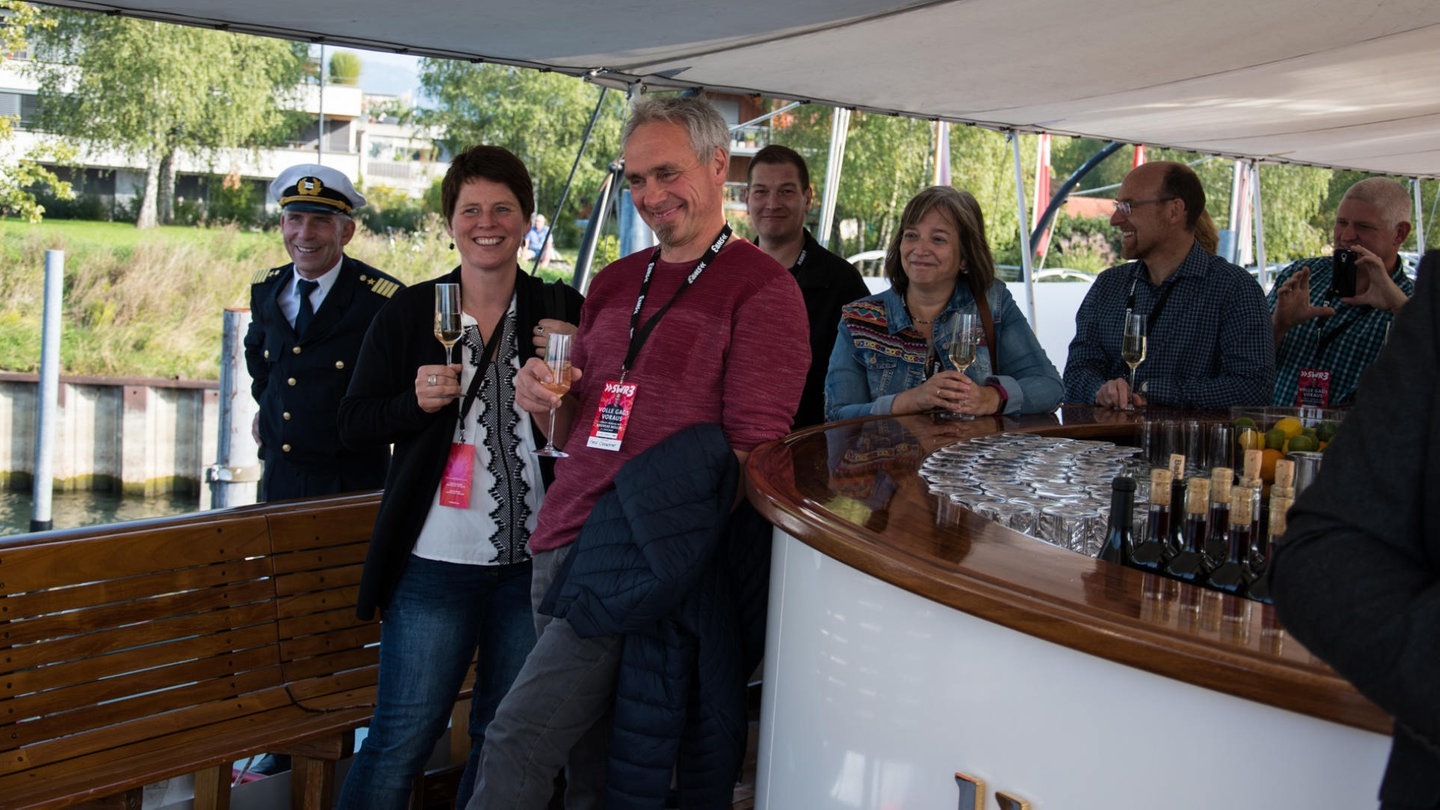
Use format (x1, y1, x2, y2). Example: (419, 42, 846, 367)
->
(336, 145, 583, 809)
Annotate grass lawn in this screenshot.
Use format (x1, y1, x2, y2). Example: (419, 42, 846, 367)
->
(0, 217, 580, 379)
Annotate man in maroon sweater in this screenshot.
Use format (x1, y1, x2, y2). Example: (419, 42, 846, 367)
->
(467, 96, 808, 809)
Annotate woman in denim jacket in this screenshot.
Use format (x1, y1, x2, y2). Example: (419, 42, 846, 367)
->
(825, 186, 1062, 421)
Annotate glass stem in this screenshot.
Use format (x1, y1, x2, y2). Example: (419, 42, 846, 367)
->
(546, 407, 558, 450)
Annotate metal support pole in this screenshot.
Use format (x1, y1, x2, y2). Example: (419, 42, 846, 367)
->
(1009, 132, 1038, 330)
(1251, 161, 1269, 287)
(816, 107, 851, 249)
(1224, 160, 1247, 265)
(317, 43, 326, 161)
(1414, 178, 1426, 254)
(30, 251, 62, 532)
(205, 308, 261, 510)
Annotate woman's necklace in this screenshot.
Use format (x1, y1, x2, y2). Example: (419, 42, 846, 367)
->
(905, 293, 945, 326)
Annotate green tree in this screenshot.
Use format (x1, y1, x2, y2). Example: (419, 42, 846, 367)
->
(768, 107, 928, 256)
(770, 107, 1026, 269)
(951, 125, 1024, 271)
(26, 11, 307, 228)
(417, 62, 627, 239)
(1253, 163, 1332, 262)
(328, 51, 362, 86)
(0, 1, 72, 221)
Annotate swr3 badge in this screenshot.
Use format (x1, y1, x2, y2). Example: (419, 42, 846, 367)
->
(587, 380, 637, 451)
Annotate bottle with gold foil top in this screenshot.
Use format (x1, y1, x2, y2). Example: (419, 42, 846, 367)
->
(1206, 480, 1257, 596)
(1203, 467, 1233, 567)
(1130, 467, 1173, 571)
(1164, 475, 1211, 583)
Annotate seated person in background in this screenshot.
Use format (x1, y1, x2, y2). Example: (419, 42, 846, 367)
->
(523, 213, 556, 267)
(825, 185, 1062, 420)
(745, 144, 870, 428)
(1063, 161, 1274, 409)
(1268, 177, 1415, 407)
(1271, 250, 1440, 809)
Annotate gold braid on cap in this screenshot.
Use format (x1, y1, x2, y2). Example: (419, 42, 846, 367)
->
(279, 176, 353, 214)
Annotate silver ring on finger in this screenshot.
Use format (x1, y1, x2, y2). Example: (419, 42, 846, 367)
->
(427, 374, 437, 386)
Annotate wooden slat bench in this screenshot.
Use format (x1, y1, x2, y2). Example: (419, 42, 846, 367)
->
(0, 492, 393, 810)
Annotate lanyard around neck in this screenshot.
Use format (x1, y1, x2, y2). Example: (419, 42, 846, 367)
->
(622, 223, 732, 376)
(456, 306, 509, 443)
(1126, 262, 1179, 337)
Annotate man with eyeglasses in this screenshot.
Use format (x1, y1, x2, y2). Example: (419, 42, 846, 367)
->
(1267, 177, 1414, 408)
(1063, 161, 1274, 409)
(467, 95, 808, 809)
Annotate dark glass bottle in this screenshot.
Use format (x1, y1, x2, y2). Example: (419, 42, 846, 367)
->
(1206, 481, 1257, 596)
(1130, 467, 1173, 572)
(1165, 454, 1188, 557)
(1203, 467, 1233, 566)
(1164, 476, 1211, 583)
(1096, 476, 1137, 565)
(1239, 448, 1265, 542)
(1248, 459, 1295, 604)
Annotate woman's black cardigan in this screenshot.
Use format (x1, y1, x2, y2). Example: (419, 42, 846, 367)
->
(338, 265, 584, 620)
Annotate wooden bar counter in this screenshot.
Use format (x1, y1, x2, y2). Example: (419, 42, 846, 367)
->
(744, 408, 1390, 810)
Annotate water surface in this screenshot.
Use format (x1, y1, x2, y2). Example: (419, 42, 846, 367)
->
(1, 489, 198, 537)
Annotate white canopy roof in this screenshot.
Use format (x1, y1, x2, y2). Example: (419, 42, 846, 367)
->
(32, 0, 1440, 177)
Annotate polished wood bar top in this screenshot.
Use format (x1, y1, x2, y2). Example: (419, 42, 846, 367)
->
(745, 407, 1390, 736)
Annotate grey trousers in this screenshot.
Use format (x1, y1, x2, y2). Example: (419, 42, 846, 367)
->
(465, 546, 622, 810)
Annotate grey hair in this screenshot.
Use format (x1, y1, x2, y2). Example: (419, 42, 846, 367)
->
(622, 95, 730, 163)
(1342, 177, 1413, 228)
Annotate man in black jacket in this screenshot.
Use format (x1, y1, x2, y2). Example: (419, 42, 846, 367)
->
(244, 164, 403, 502)
(1272, 250, 1440, 808)
(746, 144, 869, 428)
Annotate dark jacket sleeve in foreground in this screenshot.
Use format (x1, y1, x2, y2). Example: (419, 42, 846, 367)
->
(1272, 249, 1440, 807)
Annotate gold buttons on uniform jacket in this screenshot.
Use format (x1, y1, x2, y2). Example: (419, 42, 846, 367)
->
(281, 444, 292, 452)
(283, 412, 292, 421)
(335, 361, 345, 370)
(287, 378, 297, 386)
(292, 346, 303, 355)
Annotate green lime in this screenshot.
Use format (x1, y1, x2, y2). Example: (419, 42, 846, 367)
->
(1302, 426, 1318, 440)
(1235, 416, 1257, 431)
(1316, 421, 1339, 443)
(1287, 435, 1318, 452)
(1264, 428, 1287, 450)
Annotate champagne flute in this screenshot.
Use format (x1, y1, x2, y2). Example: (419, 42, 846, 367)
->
(434, 283, 462, 366)
(1121, 312, 1147, 411)
(533, 332, 572, 458)
(946, 311, 978, 421)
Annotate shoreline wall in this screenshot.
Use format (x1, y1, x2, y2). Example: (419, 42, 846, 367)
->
(0, 372, 219, 495)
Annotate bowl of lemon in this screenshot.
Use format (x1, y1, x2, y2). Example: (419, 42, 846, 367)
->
(1229, 406, 1344, 483)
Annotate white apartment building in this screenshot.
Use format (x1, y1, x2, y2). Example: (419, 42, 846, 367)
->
(0, 53, 447, 219)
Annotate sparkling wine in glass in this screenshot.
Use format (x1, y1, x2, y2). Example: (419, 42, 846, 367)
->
(534, 332, 572, 458)
(1121, 312, 1146, 411)
(434, 283, 462, 365)
(947, 311, 978, 421)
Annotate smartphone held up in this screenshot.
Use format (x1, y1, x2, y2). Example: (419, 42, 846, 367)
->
(1331, 248, 1358, 299)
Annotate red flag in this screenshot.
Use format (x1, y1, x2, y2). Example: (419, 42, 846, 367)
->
(1133, 144, 1147, 167)
(1032, 133, 1053, 258)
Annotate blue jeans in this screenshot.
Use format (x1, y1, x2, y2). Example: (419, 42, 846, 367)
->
(337, 554, 535, 810)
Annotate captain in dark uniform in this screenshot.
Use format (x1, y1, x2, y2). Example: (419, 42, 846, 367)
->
(245, 164, 404, 502)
